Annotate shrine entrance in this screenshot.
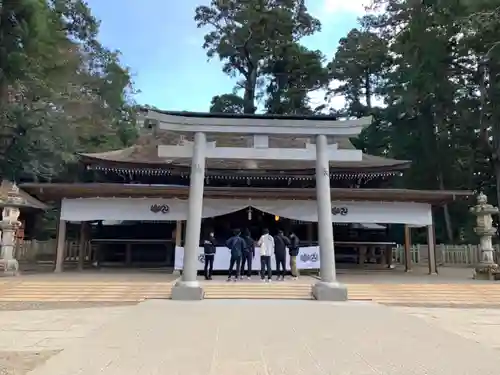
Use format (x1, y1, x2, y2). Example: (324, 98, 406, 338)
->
(144, 110, 372, 300)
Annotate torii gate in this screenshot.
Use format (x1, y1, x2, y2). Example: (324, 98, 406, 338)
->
(144, 110, 372, 301)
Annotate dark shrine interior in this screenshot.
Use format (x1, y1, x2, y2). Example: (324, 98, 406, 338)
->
(75, 208, 393, 267)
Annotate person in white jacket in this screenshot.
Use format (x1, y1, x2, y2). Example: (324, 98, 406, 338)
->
(257, 228, 274, 282)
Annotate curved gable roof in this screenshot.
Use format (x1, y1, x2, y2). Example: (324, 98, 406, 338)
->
(79, 130, 411, 173)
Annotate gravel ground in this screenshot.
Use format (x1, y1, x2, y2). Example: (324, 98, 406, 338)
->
(0, 301, 138, 311)
(0, 351, 60, 375)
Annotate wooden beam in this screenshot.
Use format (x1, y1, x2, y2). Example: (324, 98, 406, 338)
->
(157, 144, 361, 161)
(19, 183, 473, 204)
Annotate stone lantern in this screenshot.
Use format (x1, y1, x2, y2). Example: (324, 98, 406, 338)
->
(0, 182, 26, 275)
(470, 193, 499, 280)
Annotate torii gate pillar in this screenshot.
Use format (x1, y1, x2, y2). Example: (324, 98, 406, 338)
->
(313, 134, 347, 300)
(171, 132, 206, 300)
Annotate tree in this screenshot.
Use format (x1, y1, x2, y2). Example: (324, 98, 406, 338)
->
(328, 28, 389, 115)
(329, 0, 479, 241)
(0, 0, 138, 181)
(195, 0, 321, 113)
(264, 43, 329, 114)
(210, 93, 245, 113)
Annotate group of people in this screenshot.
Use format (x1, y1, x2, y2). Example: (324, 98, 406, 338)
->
(202, 228, 300, 282)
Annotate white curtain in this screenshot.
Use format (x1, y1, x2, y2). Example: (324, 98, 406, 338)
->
(202, 200, 249, 218)
(61, 197, 432, 226)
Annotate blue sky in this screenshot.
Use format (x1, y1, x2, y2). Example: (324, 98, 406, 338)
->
(86, 0, 368, 112)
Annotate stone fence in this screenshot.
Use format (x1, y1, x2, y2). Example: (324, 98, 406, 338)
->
(13, 239, 498, 267)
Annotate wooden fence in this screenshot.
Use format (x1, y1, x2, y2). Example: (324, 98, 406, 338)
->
(392, 244, 500, 266)
(12, 240, 500, 266)
(14, 239, 94, 263)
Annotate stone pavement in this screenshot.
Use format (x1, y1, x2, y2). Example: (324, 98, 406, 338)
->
(0, 306, 128, 351)
(22, 300, 500, 375)
(398, 306, 500, 350)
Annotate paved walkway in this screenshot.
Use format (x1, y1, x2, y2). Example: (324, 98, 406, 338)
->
(0, 306, 128, 351)
(400, 306, 500, 350)
(20, 300, 500, 375)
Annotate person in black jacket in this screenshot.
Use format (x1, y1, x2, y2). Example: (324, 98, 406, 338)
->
(203, 232, 216, 280)
(274, 230, 290, 281)
(225, 229, 245, 282)
(288, 231, 300, 279)
(240, 228, 255, 279)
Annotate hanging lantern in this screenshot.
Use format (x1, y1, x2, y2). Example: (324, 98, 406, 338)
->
(247, 207, 252, 220)
(275, 215, 280, 221)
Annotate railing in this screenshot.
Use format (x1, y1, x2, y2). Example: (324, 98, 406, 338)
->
(12, 240, 500, 266)
(392, 244, 500, 266)
(15, 239, 94, 263)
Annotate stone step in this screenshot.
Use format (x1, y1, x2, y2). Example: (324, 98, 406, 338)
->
(203, 284, 312, 299)
(205, 295, 313, 299)
(2, 281, 500, 303)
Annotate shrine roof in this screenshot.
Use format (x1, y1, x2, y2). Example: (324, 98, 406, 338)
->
(79, 130, 411, 173)
(0, 181, 48, 210)
(20, 183, 472, 205)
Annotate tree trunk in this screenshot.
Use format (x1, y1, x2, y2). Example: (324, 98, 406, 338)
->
(364, 71, 372, 111)
(243, 68, 257, 114)
(438, 171, 454, 242)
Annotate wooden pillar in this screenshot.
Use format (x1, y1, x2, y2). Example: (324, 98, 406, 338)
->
(427, 224, 438, 275)
(358, 245, 367, 265)
(385, 224, 393, 268)
(77, 222, 88, 271)
(404, 224, 412, 272)
(385, 245, 393, 268)
(54, 219, 67, 273)
(173, 221, 183, 272)
(175, 221, 182, 247)
(125, 243, 132, 266)
(306, 222, 313, 245)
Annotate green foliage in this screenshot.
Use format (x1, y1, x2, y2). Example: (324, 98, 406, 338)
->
(0, 0, 138, 181)
(328, 28, 389, 113)
(210, 94, 245, 113)
(196, 0, 323, 113)
(264, 43, 329, 114)
(326, 0, 500, 242)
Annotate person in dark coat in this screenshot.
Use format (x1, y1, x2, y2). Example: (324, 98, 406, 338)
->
(203, 232, 216, 280)
(288, 231, 300, 279)
(240, 228, 255, 279)
(225, 228, 245, 281)
(274, 230, 291, 281)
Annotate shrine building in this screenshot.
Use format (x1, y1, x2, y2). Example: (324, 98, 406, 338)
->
(20, 110, 471, 299)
